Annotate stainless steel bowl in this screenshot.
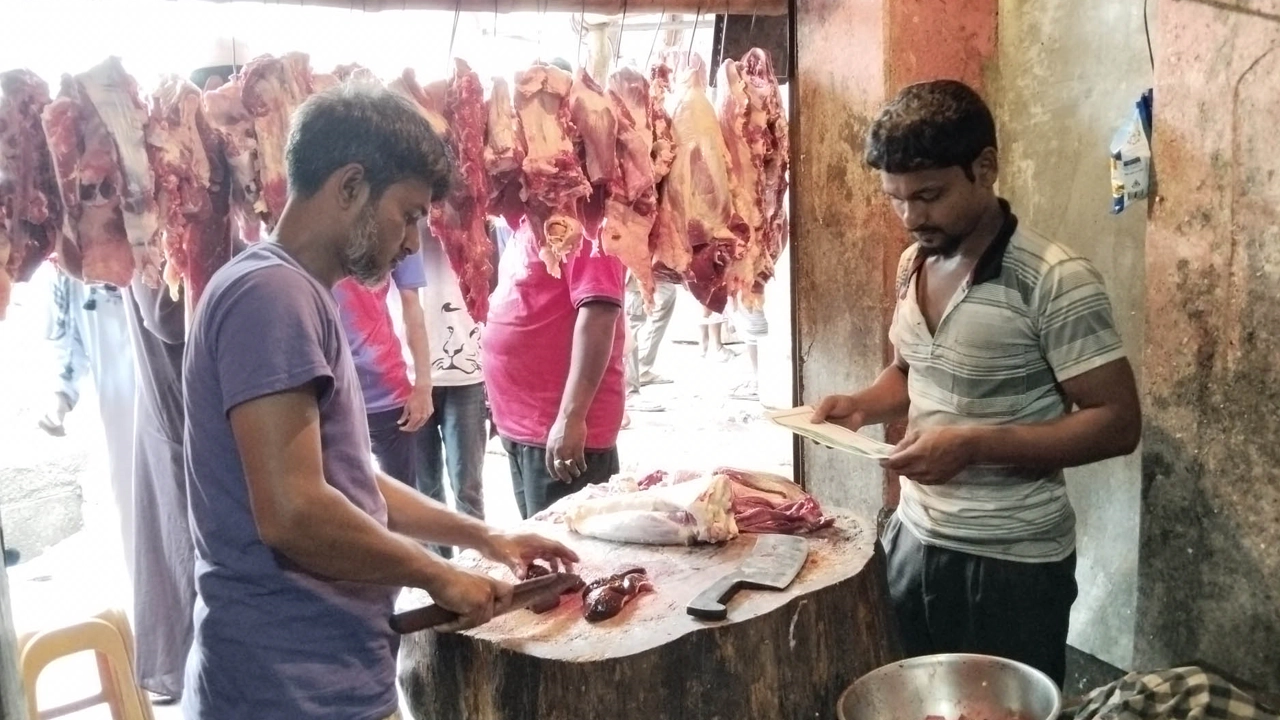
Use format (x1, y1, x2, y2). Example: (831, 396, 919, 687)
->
(837, 654, 1062, 720)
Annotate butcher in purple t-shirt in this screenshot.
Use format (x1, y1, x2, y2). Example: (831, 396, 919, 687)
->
(181, 84, 577, 720)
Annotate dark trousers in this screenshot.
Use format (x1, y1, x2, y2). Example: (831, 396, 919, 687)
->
(503, 439, 619, 519)
(883, 513, 1078, 688)
(415, 383, 487, 520)
(367, 407, 417, 487)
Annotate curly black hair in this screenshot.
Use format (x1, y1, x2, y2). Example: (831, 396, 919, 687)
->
(864, 79, 997, 181)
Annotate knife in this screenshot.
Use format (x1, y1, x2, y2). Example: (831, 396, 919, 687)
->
(687, 534, 809, 621)
(391, 571, 583, 634)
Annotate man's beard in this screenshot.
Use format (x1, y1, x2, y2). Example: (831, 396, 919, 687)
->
(912, 228, 967, 258)
(341, 204, 387, 288)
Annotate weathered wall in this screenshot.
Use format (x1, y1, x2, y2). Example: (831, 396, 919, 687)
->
(793, 0, 997, 518)
(1138, 0, 1280, 692)
(994, 0, 1152, 670)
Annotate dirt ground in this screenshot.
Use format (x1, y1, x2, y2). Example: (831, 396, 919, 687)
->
(0, 275, 793, 717)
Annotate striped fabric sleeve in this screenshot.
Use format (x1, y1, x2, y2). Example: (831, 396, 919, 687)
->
(1034, 257, 1127, 381)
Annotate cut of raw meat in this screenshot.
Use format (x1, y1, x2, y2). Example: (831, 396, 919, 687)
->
(513, 62, 591, 276)
(582, 568, 653, 622)
(484, 75, 525, 228)
(652, 55, 746, 313)
(146, 75, 232, 310)
(202, 75, 263, 240)
(568, 69, 618, 186)
(648, 61, 676, 182)
(388, 68, 449, 137)
(717, 48, 789, 307)
(601, 66, 659, 305)
(239, 52, 313, 228)
(0, 69, 63, 319)
(559, 473, 739, 545)
(43, 70, 137, 287)
(77, 57, 162, 287)
(427, 58, 494, 323)
(539, 466, 832, 542)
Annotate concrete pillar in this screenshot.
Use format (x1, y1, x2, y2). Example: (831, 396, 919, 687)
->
(1138, 0, 1280, 692)
(792, 0, 997, 516)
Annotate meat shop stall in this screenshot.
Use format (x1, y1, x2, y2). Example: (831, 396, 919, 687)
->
(0, 1, 900, 718)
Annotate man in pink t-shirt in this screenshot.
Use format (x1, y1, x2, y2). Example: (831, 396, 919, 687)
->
(483, 220, 626, 518)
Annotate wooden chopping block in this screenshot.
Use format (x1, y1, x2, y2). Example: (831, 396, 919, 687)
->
(397, 508, 901, 720)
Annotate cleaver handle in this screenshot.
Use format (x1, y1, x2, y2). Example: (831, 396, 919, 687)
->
(687, 570, 761, 621)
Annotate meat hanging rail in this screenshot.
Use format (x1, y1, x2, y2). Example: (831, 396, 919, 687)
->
(191, 0, 787, 15)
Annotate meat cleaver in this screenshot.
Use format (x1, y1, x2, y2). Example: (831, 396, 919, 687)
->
(686, 534, 809, 621)
(391, 571, 582, 634)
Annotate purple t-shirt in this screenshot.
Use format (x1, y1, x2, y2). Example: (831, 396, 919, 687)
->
(182, 242, 398, 719)
(331, 248, 427, 414)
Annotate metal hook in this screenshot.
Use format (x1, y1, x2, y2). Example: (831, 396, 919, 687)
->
(576, 0, 587, 72)
(645, 5, 667, 69)
(446, 0, 462, 74)
(613, 0, 629, 65)
(717, 0, 730, 66)
(687, 6, 702, 67)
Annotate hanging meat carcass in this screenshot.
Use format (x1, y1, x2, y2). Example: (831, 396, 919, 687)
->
(429, 58, 495, 323)
(201, 75, 263, 243)
(716, 48, 789, 307)
(648, 61, 676, 181)
(146, 76, 232, 309)
(0, 70, 63, 319)
(239, 52, 313, 229)
(513, 62, 591, 277)
(600, 66, 660, 306)
(650, 55, 746, 313)
(485, 75, 525, 228)
(42, 57, 161, 289)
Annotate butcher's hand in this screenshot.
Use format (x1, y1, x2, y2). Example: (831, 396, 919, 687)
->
(426, 566, 514, 633)
(399, 382, 434, 433)
(880, 426, 974, 485)
(810, 395, 868, 431)
(545, 413, 588, 482)
(480, 530, 580, 578)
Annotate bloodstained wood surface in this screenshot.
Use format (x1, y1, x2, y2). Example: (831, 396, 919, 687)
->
(398, 508, 900, 719)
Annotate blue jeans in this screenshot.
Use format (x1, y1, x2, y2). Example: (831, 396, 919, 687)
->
(414, 384, 487, 522)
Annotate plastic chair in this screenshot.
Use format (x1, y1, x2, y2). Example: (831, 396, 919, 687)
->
(18, 608, 155, 720)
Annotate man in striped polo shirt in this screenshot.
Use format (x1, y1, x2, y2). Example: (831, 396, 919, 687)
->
(812, 80, 1141, 686)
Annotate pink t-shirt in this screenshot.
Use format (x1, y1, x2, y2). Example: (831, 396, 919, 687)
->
(483, 224, 626, 450)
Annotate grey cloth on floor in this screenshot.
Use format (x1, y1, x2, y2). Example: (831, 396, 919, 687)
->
(1066, 668, 1277, 720)
(124, 278, 194, 698)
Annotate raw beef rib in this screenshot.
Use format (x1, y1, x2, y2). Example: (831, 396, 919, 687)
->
(202, 75, 263, 240)
(146, 75, 232, 310)
(716, 48, 789, 307)
(77, 57, 162, 287)
(0, 69, 62, 319)
(484, 75, 525, 227)
(652, 55, 746, 313)
(427, 58, 494, 323)
(43, 66, 142, 288)
(239, 52, 313, 228)
(513, 62, 591, 276)
(600, 67, 659, 305)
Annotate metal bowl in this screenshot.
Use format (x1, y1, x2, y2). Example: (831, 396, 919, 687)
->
(837, 654, 1062, 720)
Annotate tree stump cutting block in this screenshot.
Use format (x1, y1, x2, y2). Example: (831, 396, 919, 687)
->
(398, 508, 900, 720)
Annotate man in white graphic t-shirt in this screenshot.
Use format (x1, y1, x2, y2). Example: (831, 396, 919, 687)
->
(413, 226, 490, 550)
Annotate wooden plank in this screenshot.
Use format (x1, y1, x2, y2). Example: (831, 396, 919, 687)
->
(192, 0, 787, 15)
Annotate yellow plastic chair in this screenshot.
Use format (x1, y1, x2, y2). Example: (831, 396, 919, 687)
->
(18, 608, 155, 720)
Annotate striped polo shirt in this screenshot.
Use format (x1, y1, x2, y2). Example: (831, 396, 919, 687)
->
(889, 201, 1127, 562)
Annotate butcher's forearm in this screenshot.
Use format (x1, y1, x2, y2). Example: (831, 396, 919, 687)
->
(852, 364, 911, 426)
(263, 483, 448, 590)
(379, 472, 494, 549)
(968, 405, 1140, 469)
(399, 288, 433, 389)
(559, 302, 620, 421)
